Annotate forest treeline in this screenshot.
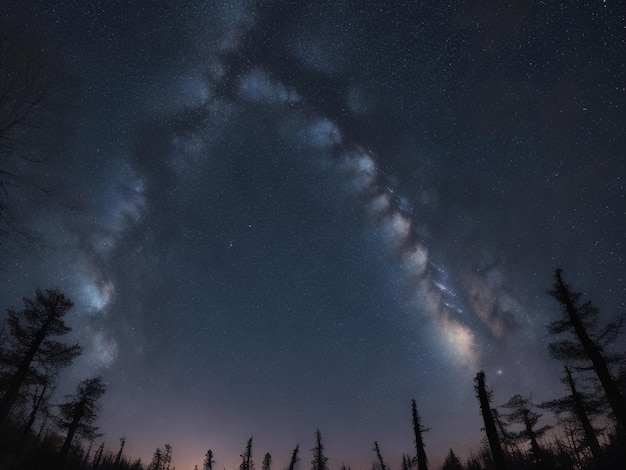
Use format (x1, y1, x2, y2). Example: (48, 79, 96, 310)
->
(1, 270, 625, 470)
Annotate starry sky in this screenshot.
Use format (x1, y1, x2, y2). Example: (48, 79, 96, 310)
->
(1, 1, 625, 469)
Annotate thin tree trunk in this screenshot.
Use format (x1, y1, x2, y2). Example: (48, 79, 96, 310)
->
(58, 401, 85, 467)
(564, 366, 602, 459)
(475, 372, 507, 470)
(555, 271, 626, 431)
(411, 399, 429, 470)
(15, 382, 47, 451)
(0, 319, 50, 426)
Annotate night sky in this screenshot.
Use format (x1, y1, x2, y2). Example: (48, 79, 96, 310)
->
(1, 1, 625, 469)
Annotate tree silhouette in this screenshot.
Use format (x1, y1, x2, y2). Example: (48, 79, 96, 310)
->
(541, 366, 604, 460)
(474, 371, 507, 470)
(262, 452, 272, 470)
(0, 25, 77, 248)
(148, 447, 163, 470)
(372, 441, 387, 470)
(410, 399, 429, 470)
(93, 441, 105, 469)
(115, 437, 126, 467)
(240, 437, 254, 470)
(464, 451, 482, 470)
(204, 449, 215, 470)
(441, 449, 463, 470)
(15, 376, 53, 451)
(311, 430, 328, 470)
(491, 408, 514, 454)
(147, 444, 173, 470)
(287, 444, 300, 470)
(0, 289, 81, 426)
(549, 269, 626, 431)
(500, 394, 550, 462)
(56, 376, 106, 467)
(163, 444, 173, 470)
(400, 454, 412, 470)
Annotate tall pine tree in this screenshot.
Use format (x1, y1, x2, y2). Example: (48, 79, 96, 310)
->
(311, 430, 328, 470)
(262, 452, 272, 470)
(56, 377, 106, 467)
(411, 399, 429, 470)
(549, 269, 626, 431)
(240, 437, 254, 470)
(0, 289, 81, 426)
(475, 371, 507, 470)
(541, 366, 604, 459)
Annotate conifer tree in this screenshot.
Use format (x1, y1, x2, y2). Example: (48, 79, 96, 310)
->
(441, 449, 463, 470)
(549, 269, 626, 430)
(93, 441, 105, 469)
(163, 444, 173, 470)
(262, 452, 272, 470)
(474, 371, 507, 470)
(541, 366, 604, 459)
(56, 376, 106, 467)
(500, 394, 550, 462)
(464, 452, 482, 470)
(400, 454, 412, 470)
(148, 447, 163, 470)
(287, 444, 300, 470)
(115, 437, 126, 467)
(83, 439, 94, 466)
(240, 437, 254, 470)
(372, 441, 387, 470)
(311, 430, 328, 470)
(491, 408, 514, 453)
(147, 444, 173, 470)
(0, 289, 81, 425)
(16, 378, 52, 451)
(411, 399, 429, 470)
(204, 449, 215, 470)
(130, 458, 143, 470)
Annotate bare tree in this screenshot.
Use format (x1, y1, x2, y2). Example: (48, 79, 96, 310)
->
(0, 24, 78, 248)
